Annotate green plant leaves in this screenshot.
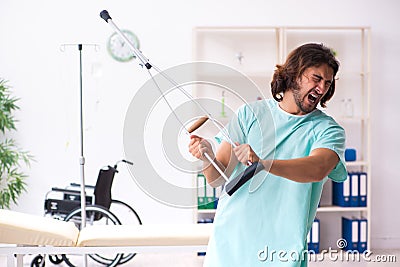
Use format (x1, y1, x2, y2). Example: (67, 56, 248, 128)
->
(0, 79, 19, 133)
(0, 79, 32, 209)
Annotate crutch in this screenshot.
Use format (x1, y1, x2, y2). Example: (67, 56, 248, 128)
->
(99, 10, 264, 195)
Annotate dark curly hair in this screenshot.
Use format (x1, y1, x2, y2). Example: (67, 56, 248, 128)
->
(270, 43, 339, 108)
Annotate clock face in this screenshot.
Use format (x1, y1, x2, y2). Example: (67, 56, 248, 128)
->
(107, 30, 140, 62)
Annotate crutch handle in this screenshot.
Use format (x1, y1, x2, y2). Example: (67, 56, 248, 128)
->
(188, 117, 209, 133)
(100, 10, 111, 22)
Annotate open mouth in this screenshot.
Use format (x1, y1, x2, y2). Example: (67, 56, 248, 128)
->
(307, 92, 319, 104)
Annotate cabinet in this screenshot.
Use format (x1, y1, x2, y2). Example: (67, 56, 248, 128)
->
(192, 26, 371, 251)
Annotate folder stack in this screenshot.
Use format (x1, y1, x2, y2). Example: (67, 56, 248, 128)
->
(332, 172, 367, 207)
(197, 174, 218, 210)
(307, 218, 320, 253)
(341, 217, 368, 252)
(197, 174, 223, 256)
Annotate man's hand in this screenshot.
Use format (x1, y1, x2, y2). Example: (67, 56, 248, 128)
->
(188, 135, 215, 162)
(233, 142, 260, 166)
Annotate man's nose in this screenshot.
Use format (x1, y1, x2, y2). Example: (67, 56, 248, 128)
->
(315, 85, 324, 94)
(315, 82, 328, 94)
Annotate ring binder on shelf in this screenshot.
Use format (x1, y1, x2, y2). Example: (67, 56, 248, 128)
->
(342, 216, 368, 252)
(359, 172, 367, 207)
(350, 173, 359, 207)
(308, 218, 320, 253)
(333, 172, 368, 208)
(197, 174, 216, 210)
(342, 217, 359, 251)
(332, 174, 350, 207)
(358, 217, 368, 252)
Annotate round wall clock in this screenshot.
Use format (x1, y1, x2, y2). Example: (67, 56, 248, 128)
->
(107, 30, 140, 62)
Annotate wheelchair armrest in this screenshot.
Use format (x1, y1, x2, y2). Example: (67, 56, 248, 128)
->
(51, 187, 82, 195)
(69, 182, 95, 189)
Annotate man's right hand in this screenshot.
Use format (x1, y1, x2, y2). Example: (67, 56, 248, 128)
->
(188, 135, 215, 162)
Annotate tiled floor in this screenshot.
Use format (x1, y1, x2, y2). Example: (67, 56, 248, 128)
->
(1, 250, 399, 266)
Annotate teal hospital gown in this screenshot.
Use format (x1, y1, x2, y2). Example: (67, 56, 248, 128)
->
(204, 99, 347, 267)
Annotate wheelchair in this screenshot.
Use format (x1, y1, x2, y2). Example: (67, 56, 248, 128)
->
(31, 159, 142, 267)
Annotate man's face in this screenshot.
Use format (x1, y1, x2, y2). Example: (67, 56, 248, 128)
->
(292, 64, 334, 115)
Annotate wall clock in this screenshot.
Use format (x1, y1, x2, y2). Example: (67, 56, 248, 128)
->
(107, 30, 140, 62)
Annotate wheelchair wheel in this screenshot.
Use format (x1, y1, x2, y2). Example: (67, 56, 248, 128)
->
(48, 254, 63, 264)
(96, 199, 142, 265)
(88, 200, 142, 266)
(31, 255, 45, 267)
(62, 205, 123, 267)
(110, 199, 142, 225)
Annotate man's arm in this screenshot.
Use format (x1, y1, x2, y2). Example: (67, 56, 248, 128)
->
(261, 148, 339, 183)
(189, 136, 239, 188)
(233, 144, 339, 183)
(204, 141, 239, 187)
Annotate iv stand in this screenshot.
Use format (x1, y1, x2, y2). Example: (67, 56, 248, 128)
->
(61, 43, 99, 267)
(99, 10, 264, 195)
(78, 44, 86, 229)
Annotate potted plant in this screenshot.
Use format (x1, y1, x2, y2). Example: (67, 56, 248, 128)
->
(0, 79, 32, 209)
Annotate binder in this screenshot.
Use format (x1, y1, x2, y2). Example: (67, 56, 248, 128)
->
(197, 174, 207, 209)
(332, 173, 350, 207)
(206, 184, 215, 209)
(308, 218, 320, 253)
(197, 174, 216, 210)
(358, 217, 368, 252)
(350, 172, 359, 207)
(358, 172, 367, 207)
(214, 185, 223, 209)
(342, 217, 359, 251)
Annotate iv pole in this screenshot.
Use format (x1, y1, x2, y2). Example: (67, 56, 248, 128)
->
(78, 44, 87, 229)
(99, 10, 264, 195)
(61, 43, 99, 267)
(61, 43, 93, 228)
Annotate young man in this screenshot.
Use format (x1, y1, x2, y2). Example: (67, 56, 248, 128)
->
(189, 43, 347, 266)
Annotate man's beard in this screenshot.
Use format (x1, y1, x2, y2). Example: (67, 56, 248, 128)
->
(292, 84, 317, 114)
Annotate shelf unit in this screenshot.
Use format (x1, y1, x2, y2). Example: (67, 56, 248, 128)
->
(192, 26, 371, 251)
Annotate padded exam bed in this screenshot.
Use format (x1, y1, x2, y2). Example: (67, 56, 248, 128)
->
(0, 209, 212, 267)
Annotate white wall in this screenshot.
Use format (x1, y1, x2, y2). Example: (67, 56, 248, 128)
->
(0, 0, 399, 249)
